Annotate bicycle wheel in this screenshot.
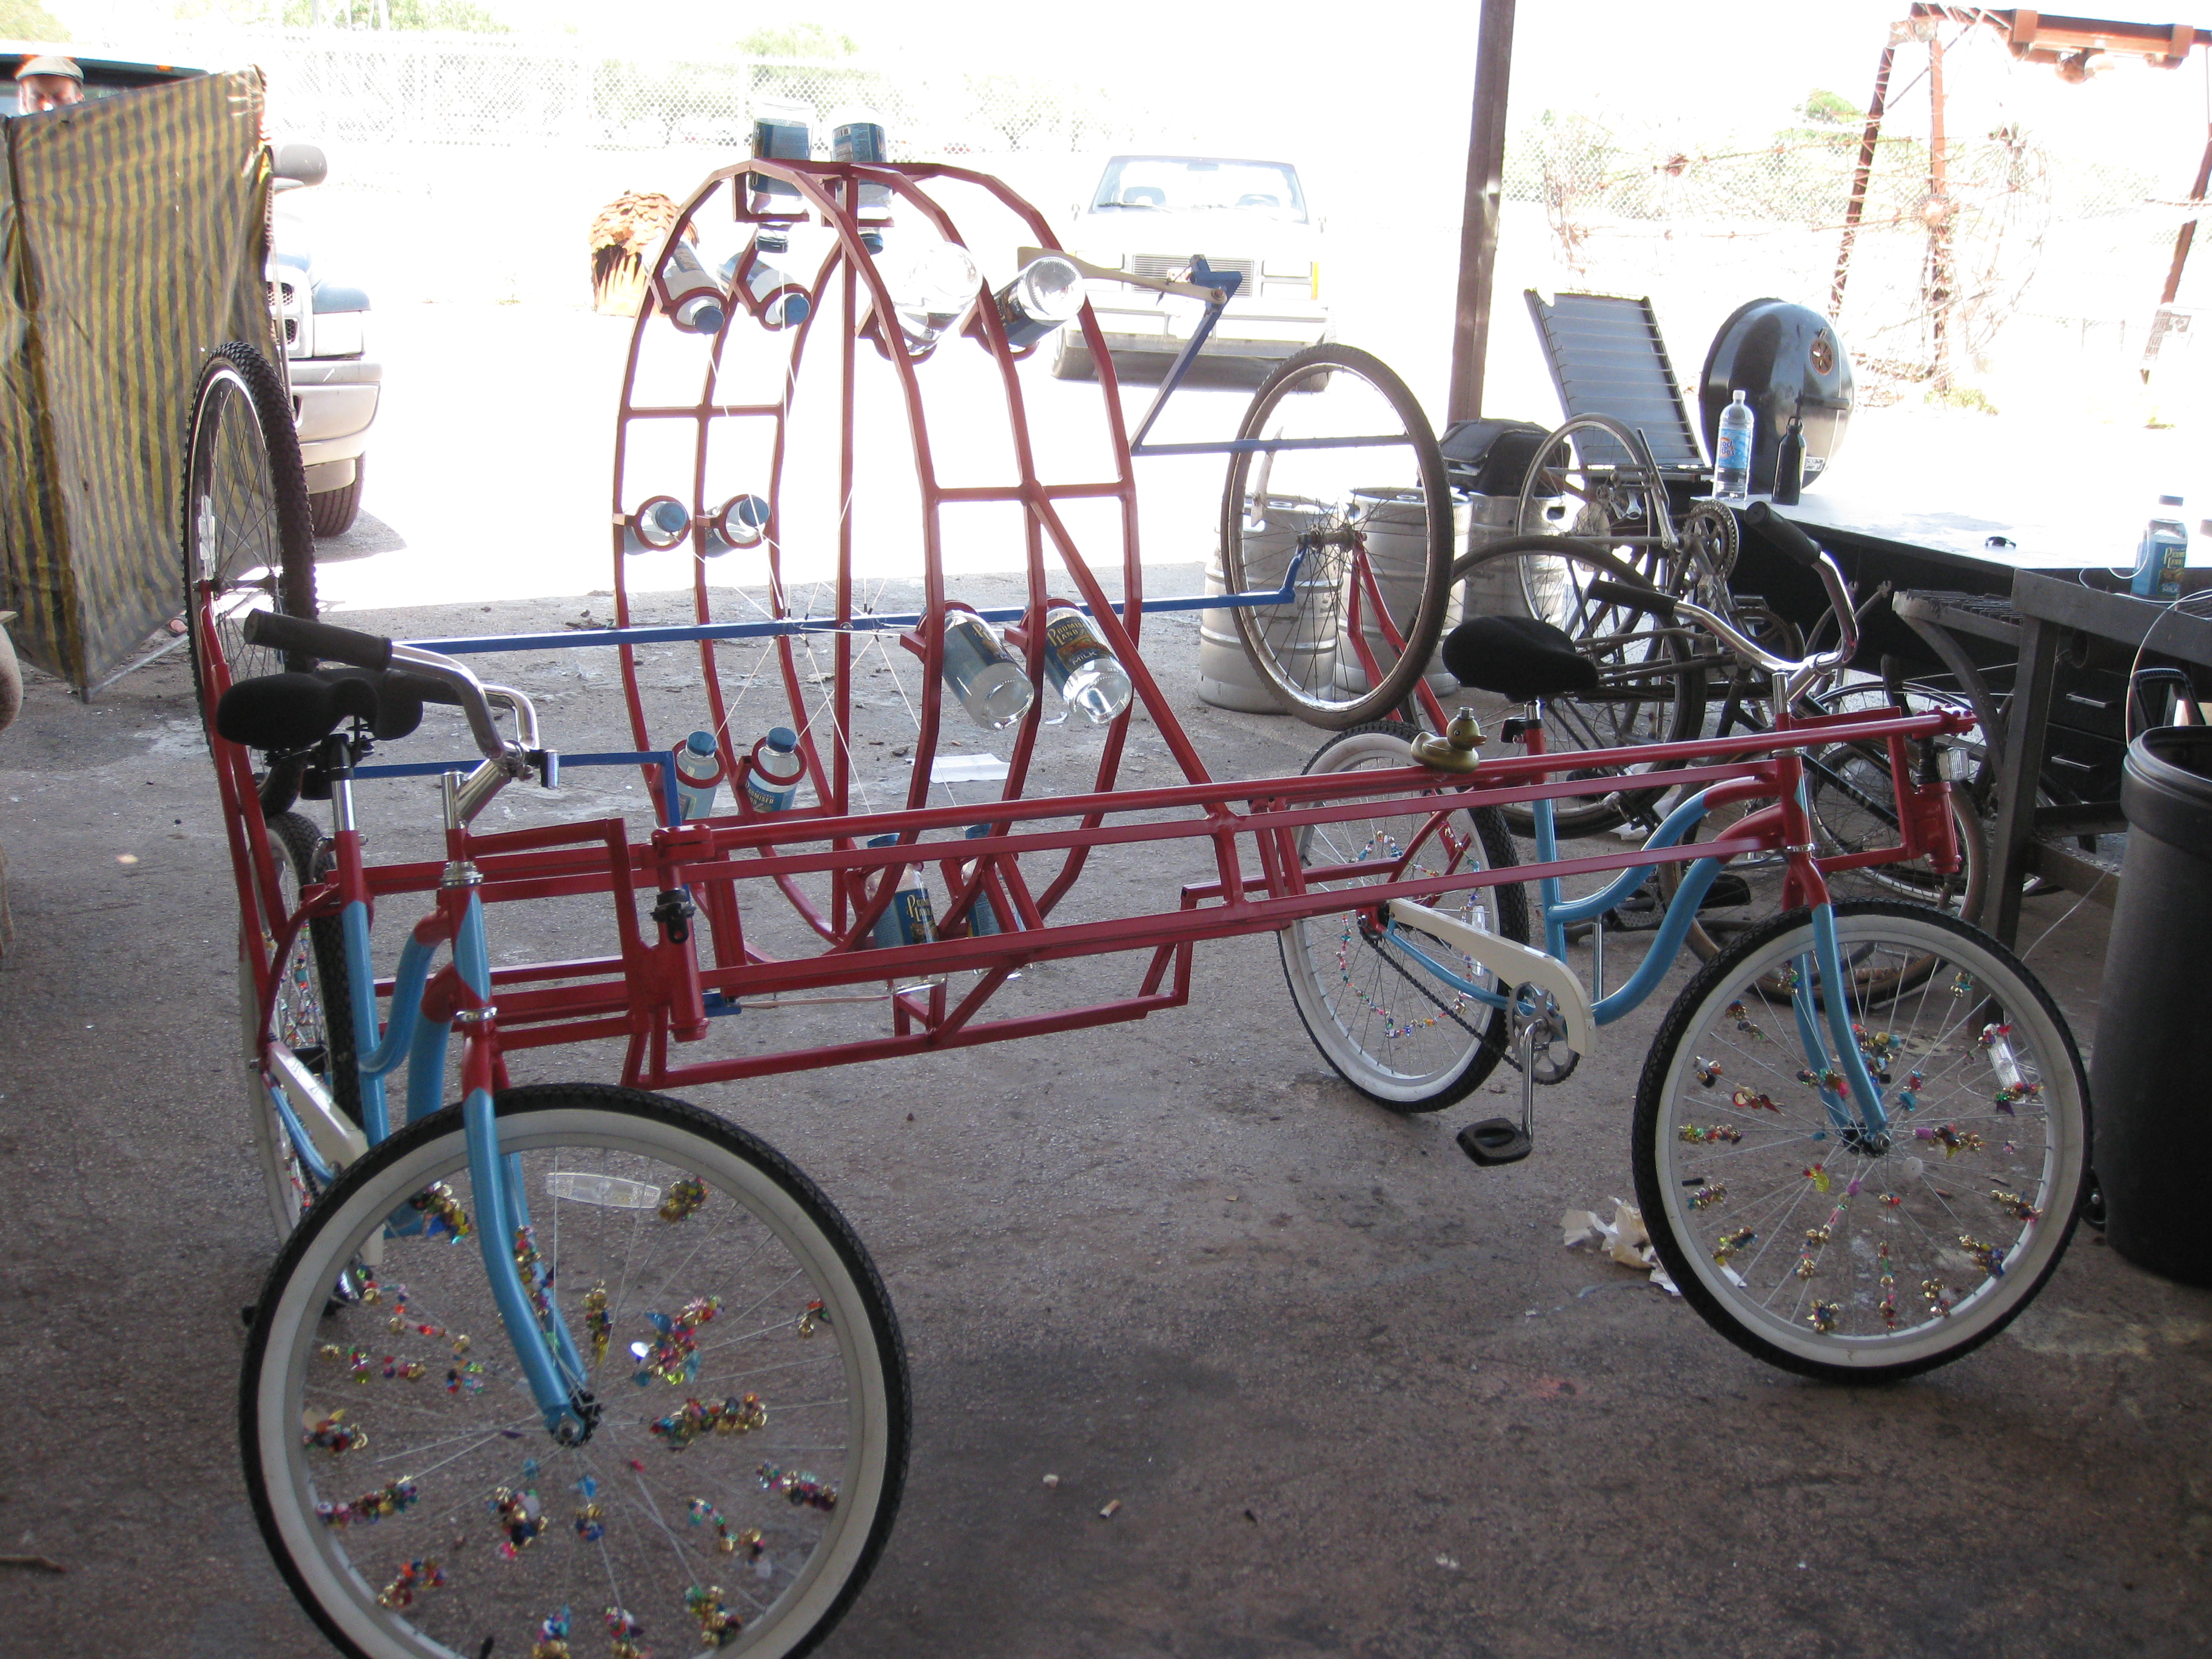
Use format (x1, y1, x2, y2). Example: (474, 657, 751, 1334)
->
(1450, 537, 1707, 838)
(248, 811, 361, 1237)
(1634, 900, 2087, 1381)
(242, 1083, 908, 1659)
(1219, 344, 1452, 728)
(1513, 414, 1675, 559)
(1280, 722, 1530, 1110)
(1671, 685, 1987, 973)
(184, 340, 318, 726)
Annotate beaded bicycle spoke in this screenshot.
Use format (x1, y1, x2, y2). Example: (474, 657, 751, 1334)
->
(260, 1118, 885, 1658)
(1281, 725, 1525, 1110)
(1641, 903, 2085, 1376)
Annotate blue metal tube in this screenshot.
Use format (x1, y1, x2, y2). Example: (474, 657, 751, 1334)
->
(1812, 903, 1889, 1135)
(403, 554, 1303, 660)
(1549, 789, 1713, 927)
(358, 930, 438, 1080)
(405, 1011, 449, 1125)
(341, 900, 391, 1142)
(462, 1086, 583, 1431)
(1594, 855, 1723, 1025)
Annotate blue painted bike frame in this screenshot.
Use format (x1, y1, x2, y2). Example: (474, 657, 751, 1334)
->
(1384, 781, 1891, 1139)
(330, 860, 595, 1437)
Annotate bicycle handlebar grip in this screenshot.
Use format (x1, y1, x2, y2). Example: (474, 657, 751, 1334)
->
(243, 611, 395, 671)
(1743, 501, 1823, 569)
(1583, 578, 1677, 618)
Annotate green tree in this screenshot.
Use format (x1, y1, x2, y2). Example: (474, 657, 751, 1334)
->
(0, 0, 69, 40)
(281, 0, 511, 30)
(1801, 88, 1860, 127)
(737, 23, 857, 58)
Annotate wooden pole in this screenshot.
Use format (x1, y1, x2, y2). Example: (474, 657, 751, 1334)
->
(1448, 0, 1518, 424)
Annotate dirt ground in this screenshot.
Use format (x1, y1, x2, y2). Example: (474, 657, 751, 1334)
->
(1, 575, 2207, 1659)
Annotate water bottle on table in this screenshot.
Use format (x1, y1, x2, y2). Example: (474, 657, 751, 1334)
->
(1713, 390, 1754, 501)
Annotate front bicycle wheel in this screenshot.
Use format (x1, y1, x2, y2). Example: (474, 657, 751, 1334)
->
(1281, 722, 1530, 1110)
(242, 1084, 908, 1659)
(1220, 345, 1453, 728)
(1449, 537, 1707, 837)
(183, 340, 318, 726)
(1634, 901, 2087, 1381)
(247, 812, 361, 1237)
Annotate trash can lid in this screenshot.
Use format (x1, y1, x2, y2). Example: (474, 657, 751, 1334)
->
(2122, 726, 2212, 851)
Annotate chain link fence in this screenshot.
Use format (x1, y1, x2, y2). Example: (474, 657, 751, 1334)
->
(54, 16, 2211, 404)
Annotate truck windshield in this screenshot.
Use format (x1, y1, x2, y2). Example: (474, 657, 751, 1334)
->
(1090, 157, 1306, 222)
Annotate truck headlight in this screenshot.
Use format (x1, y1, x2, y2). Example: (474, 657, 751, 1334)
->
(1263, 261, 1319, 300)
(313, 310, 366, 358)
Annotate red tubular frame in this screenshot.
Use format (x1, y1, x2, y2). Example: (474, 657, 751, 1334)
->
(201, 159, 1973, 1102)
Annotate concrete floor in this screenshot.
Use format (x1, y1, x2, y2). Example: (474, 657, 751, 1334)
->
(1, 587, 2208, 1659)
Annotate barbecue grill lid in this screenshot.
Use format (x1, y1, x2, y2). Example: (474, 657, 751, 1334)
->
(1698, 298, 1854, 494)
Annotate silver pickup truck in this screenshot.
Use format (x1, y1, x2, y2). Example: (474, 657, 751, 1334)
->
(1055, 152, 1330, 380)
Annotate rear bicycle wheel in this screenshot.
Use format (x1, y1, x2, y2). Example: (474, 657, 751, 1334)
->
(184, 340, 318, 726)
(1448, 537, 1707, 837)
(1633, 900, 2087, 1381)
(1220, 345, 1452, 728)
(241, 1083, 908, 1659)
(1280, 722, 1530, 1110)
(247, 812, 361, 1237)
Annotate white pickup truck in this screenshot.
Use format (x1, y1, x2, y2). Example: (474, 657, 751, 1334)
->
(1056, 153, 1329, 380)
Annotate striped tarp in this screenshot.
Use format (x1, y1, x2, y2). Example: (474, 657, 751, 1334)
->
(1, 69, 279, 689)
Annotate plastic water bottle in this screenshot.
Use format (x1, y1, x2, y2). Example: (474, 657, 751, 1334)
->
(743, 727, 804, 814)
(883, 239, 980, 349)
(719, 245, 811, 329)
(1039, 606, 1133, 725)
(1714, 390, 1754, 501)
(992, 256, 1084, 347)
(960, 823, 1003, 936)
(866, 834, 937, 948)
(672, 731, 722, 820)
(658, 241, 727, 335)
(939, 611, 1033, 730)
(2133, 496, 2189, 600)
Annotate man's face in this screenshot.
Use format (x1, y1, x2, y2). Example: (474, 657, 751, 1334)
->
(17, 73, 84, 113)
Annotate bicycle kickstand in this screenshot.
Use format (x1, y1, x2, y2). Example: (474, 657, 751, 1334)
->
(1456, 987, 1548, 1167)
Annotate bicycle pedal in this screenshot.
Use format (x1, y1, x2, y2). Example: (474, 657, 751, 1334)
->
(1457, 1118, 1533, 1167)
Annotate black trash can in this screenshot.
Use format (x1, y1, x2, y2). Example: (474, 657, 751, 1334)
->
(2091, 725, 2212, 1285)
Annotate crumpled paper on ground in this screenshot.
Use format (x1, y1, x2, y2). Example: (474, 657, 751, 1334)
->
(1563, 1199, 1678, 1294)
